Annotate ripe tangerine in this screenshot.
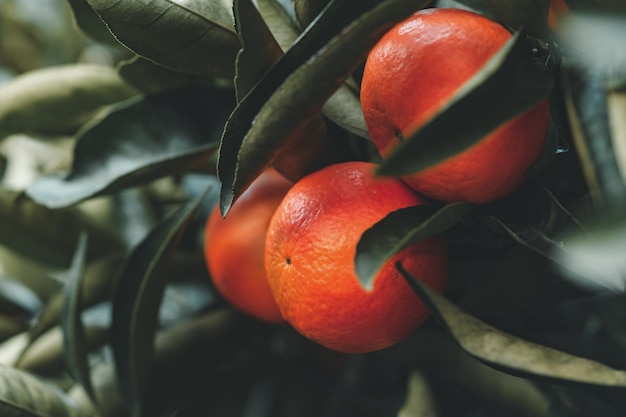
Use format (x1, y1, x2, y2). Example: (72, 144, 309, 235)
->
(360, 8, 550, 204)
(265, 161, 448, 353)
(204, 169, 292, 324)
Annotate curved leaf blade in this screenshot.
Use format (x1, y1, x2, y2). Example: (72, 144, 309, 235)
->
(62, 233, 97, 405)
(29, 253, 123, 343)
(0, 277, 42, 318)
(553, 216, 626, 293)
(562, 62, 626, 210)
(397, 262, 626, 387)
(66, 0, 121, 46)
(111, 191, 209, 417)
(377, 31, 553, 178)
(0, 64, 137, 139)
(26, 87, 232, 208)
(86, 0, 241, 77)
(218, 0, 431, 215)
(233, 0, 284, 102)
(454, 0, 550, 36)
(117, 56, 205, 95)
(0, 364, 89, 417)
(484, 216, 615, 292)
(0, 189, 124, 267)
(355, 202, 473, 290)
(258, 0, 371, 140)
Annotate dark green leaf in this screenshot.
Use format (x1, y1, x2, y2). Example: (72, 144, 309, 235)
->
(233, 0, 284, 102)
(66, 0, 122, 46)
(294, 0, 331, 28)
(257, 0, 371, 139)
(355, 202, 472, 290)
(396, 370, 439, 417)
(562, 62, 626, 210)
(397, 262, 626, 387)
(377, 31, 553, 178)
(218, 0, 431, 215)
(111, 191, 208, 417)
(553, 216, 626, 293)
(62, 233, 98, 405)
(0, 64, 138, 139)
(29, 253, 123, 342)
(460, 246, 587, 317)
(0, 277, 42, 318)
(0, 365, 90, 417)
(0, 315, 29, 343)
(16, 324, 110, 377)
(485, 217, 626, 292)
(117, 56, 206, 95)
(454, 0, 550, 36)
(26, 87, 233, 208)
(0, 189, 124, 267)
(257, 0, 301, 49)
(485, 216, 566, 259)
(383, 328, 553, 417)
(563, 0, 626, 14)
(85, 0, 241, 78)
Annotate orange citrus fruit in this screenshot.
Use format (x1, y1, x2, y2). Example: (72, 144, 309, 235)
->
(204, 169, 292, 324)
(272, 114, 331, 182)
(360, 8, 550, 204)
(548, 0, 570, 30)
(265, 161, 448, 353)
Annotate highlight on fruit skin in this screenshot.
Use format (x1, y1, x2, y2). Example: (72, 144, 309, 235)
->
(360, 8, 551, 205)
(203, 169, 292, 324)
(264, 161, 448, 353)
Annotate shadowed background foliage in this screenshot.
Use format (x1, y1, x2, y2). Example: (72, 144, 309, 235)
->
(1, 0, 626, 416)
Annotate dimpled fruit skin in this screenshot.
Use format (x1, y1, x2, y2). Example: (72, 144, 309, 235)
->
(360, 8, 550, 204)
(265, 161, 447, 353)
(204, 169, 292, 324)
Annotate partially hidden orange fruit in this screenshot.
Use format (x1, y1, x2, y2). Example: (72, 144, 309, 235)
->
(548, 0, 570, 30)
(204, 169, 292, 324)
(360, 8, 550, 204)
(265, 161, 448, 353)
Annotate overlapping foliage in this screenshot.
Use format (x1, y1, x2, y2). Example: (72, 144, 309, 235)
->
(1, 0, 626, 416)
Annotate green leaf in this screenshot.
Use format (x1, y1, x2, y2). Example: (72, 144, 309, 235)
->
(377, 31, 553, 178)
(28, 253, 123, 342)
(397, 262, 626, 387)
(484, 216, 613, 292)
(16, 324, 110, 376)
(0, 315, 29, 343)
(0, 277, 42, 318)
(111, 191, 208, 417)
(460, 246, 587, 317)
(454, 0, 550, 36)
(66, 0, 122, 46)
(0, 189, 124, 267)
(0, 364, 90, 417)
(233, 0, 284, 102)
(117, 56, 206, 95)
(0, 64, 138, 139)
(294, 0, 331, 28)
(396, 370, 439, 417)
(86, 0, 241, 78)
(61, 233, 98, 406)
(218, 0, 432, 215)
(553, 216, 626, 293)
(26, 87, 233, 209)
(355, 202, 472, 290)
(257, 0, 371, 139)
(562, 62, 626, 210)
(257, 0, 301, 50)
